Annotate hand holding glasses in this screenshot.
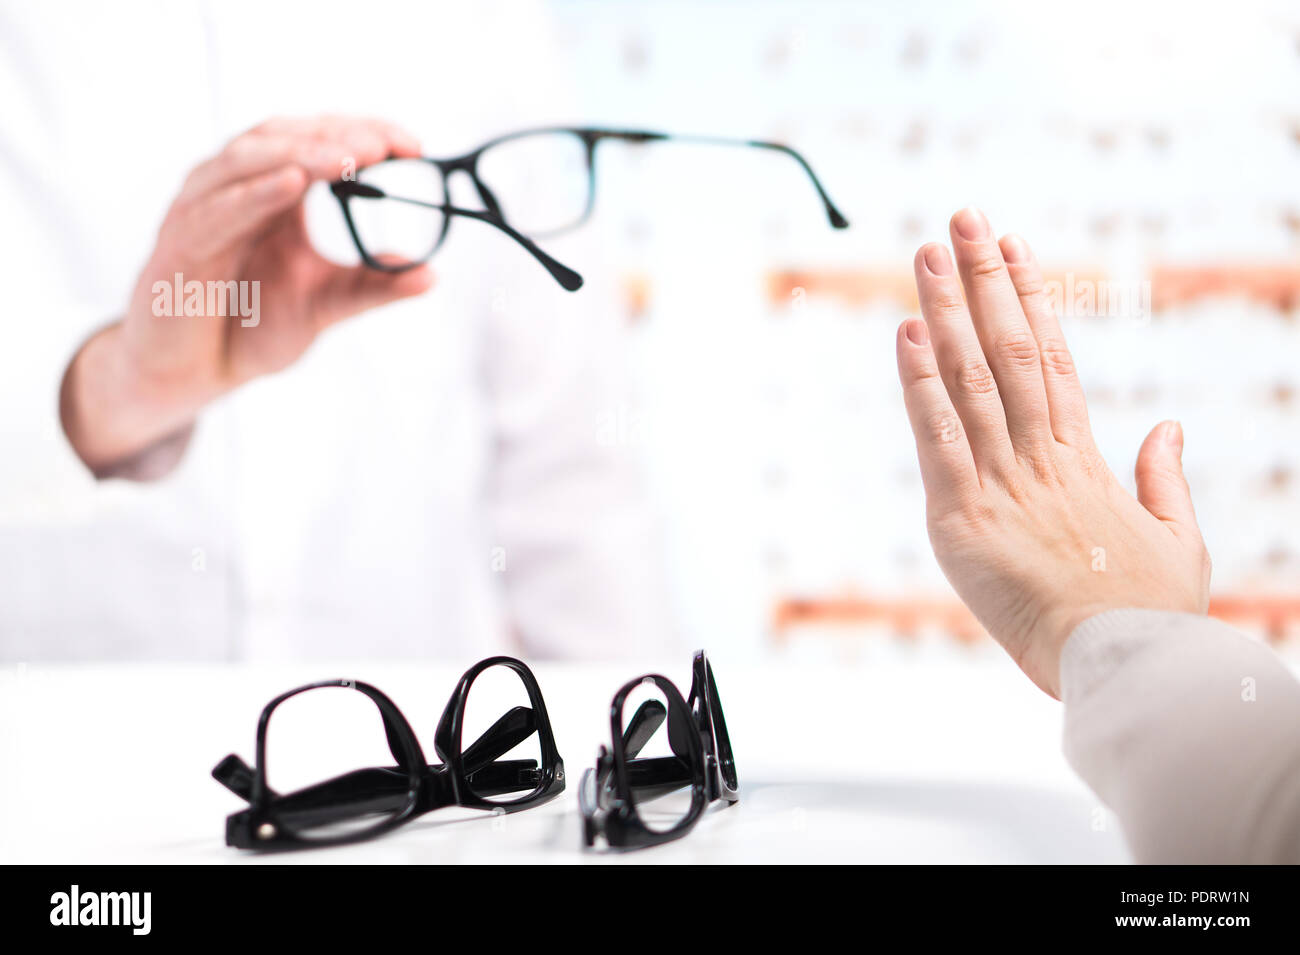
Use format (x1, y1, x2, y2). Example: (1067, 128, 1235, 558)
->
(330, 126, 850, 291)
(212, 656, 564, 849)
(580, 651, 738, 849)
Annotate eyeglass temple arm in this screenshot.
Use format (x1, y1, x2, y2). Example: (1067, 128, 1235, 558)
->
(212, 753, 258, 800)
(592, 698, 664, 806)
(287, 762, 539, 811)
(213, 755, 409, 808)
(215, 758, 541, 831)
(332, 181, 584, 291)
(594, 753, 696, 812)
(625, 755, 695, 802)
(621, 699, 666, 758)
(461, 705, 538, 774)
(213, 704, 539, 803)
(594, 698, 703, 810)
(594, 130, 850, 230)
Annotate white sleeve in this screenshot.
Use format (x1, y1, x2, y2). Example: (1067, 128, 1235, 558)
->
(1061, 608, 1300, 863)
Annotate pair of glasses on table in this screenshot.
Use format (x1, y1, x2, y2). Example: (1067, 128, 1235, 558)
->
(212, 656, 563, 849)
(329, 126, 850, 291)
(214, 652, 733, 851)
(580, 650, 738, 849)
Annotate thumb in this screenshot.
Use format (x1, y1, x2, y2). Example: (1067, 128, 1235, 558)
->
(314, 264, 435, 328)
(1135, 420, 1200, 542)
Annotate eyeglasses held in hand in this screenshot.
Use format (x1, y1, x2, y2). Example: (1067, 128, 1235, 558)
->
(330, 126, 850, 292)
(580, 650, 738, 849)
(212, 656, 564, 849)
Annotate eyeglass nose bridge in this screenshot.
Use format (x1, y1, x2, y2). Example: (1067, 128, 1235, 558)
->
(441, 162, 505, 222)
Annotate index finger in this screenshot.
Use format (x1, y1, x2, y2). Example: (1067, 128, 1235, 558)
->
(183, 116, 421, 199)
(253, 114, 422, 159)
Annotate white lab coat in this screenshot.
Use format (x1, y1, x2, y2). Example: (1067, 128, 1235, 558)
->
(0, 0, 678, 661)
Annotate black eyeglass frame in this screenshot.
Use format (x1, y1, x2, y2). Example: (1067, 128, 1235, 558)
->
(329, 126, 849, 292)
(580, 650, 738, 850)
(212, 656, 565, 850)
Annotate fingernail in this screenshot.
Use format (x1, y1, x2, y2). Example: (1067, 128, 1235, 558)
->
(905, 318, 929, 345)
(1165, 420, 1184, 449)
(952, 206, 990, 240)
(1001, 234, 1030, 263)
(922, 244, 953, 276)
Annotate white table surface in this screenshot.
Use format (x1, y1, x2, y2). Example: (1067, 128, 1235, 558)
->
(0, 654, 1130, 864)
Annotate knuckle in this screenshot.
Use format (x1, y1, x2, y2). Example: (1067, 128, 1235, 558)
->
(905, 357, 942, 385)
(930, 291, 967, 317)
(994, 329, 1041, 367)
(1038, 339, 1077, 378)
(953, 356, 998, 397)
(1013, 273, 1047, 298)
(966, 252, 1005, 282)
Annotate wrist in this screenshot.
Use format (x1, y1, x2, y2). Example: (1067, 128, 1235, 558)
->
(1015, 604, 1107, 700)
(1022, 601, 1158, 700)
(61, 322, 220, 476)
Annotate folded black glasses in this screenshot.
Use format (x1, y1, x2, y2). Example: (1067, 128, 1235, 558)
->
(212, 656, 563, 849)
(330, 126, 850, 292)
(580, 650, 738, 849)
